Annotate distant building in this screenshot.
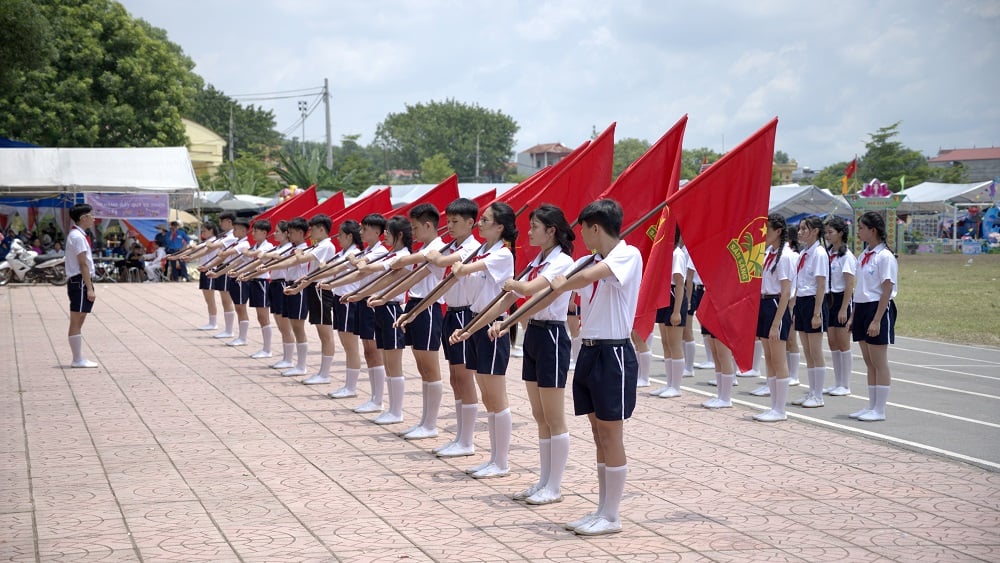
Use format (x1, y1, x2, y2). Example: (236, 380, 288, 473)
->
(773, 159, 798, 185)
(516, 143, 574, 176)
(928, 147, 1000, 181)
(182, 118, 225, 178)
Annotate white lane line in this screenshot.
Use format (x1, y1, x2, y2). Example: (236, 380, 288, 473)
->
(656, 379, 1000, 472)
(895, 335, 1000, 353)
(841, 394, 1000, 429)
(886, 360, 1000, 382)
(885, 376, 1000, 400)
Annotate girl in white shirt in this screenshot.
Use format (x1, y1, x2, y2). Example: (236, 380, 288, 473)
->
(753, 214, 794, 422)
(791, 216, 830, 408)
(823, 217, 856, 397)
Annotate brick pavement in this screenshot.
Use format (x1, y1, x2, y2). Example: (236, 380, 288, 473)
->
(1, 282, 998, 562)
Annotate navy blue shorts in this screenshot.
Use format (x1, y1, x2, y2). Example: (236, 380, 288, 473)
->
(825, 292, 851, 328)
(374, 303, 405, 350)
(852, 300, 896, 345)
(307, 286, 334, 325)
(404, 299, 443, 351)
(198, 273, 212, 291)
(283, 291, 308, 321)
(268, 279, 286, 315)
(756, 297, 791, 340)
(332, 295, 356, 333)
(67, 275, 94, 313)
(573, 340, 637, 421)
(248, 278, 269, 309)
(465, 317, 510, 375)
(353, 304, 377, 340)
(522, 321, 570, 388)
(655, 285, 688, 326)
(793, 295, 828, 333)
(227, 279, 249, 305)
(688, 285, 704, 315)
(442, 307, 472, 366)
(210, 273, 230, 292)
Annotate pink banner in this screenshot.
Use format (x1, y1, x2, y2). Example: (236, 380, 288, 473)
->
(85, 193, 169, 219)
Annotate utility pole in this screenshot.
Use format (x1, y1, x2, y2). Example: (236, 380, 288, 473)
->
(475, 130, 483, 183)
(298, 100, 308, 156)
(324, 78, 333, 169)
(228, 107, 234, 162)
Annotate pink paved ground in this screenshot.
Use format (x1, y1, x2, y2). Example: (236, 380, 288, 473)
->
(2, 282, 998, 562)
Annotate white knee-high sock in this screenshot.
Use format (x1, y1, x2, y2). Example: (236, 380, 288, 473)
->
(369, 366, 386, 405)
(547, 433, 569, 494)
(670, 359, 685, 390)
(459, 404, 478, 448)
(773, 378, 789, 416)
(703, 336, 714, 363)
(637, 351, 651, 385)
(494, 408, 511, 470)
(874, 385, 889, 416)
(387, 376, 404, 418)
(224, 311, 236, 333)
(683, 340, 696, 372)
(596, 463, 607, 516)
(260, 325, 272, 353)
(537, 438, 552, 488)
(318, 355, 334, 377)
(68, 334, 84, 362)
(295, 342, 308, 370)
(237, 320, 249, 341)
(423, 381, 442, 430)
(662, 357, 671, 383)
(753, 341, 763, 372)
(719, 374, 734, 403)
(867, 385, 876, 410)
(841, 351, 854, 389)
(813, 367, 825, 397)
(345, 368, 360, 392)
(282, 342, 295, 363)
(485, 412, 497, 464)
(787, 352, 800, 380)
(207, 314, 217, 327)
(602, 465, 627, 523)
(452, 400, 463, 439)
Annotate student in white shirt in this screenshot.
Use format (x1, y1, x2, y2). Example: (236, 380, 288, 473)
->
(848, 211, 898, 422)
(651, 228, 688, 398)
(752, 214, 794, 422)
(65, 204, 98, 368)
(257, 217, 311, 377)
(142, 240, 167, 282)
(791, 216, 830, 408)
(549, 199, 642, 536)
(823, 217, 857, 397)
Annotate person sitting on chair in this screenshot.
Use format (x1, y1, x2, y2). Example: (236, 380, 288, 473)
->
(143, 240, 167, 283)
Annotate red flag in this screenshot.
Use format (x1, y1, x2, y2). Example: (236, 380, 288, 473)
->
(844, 157, 858, 179)
(670, 118, 777, 372)
(625, 117, 689, 340)
(391, 174, 460, 227)
(250, 186, 321, 244)
(516, 124, 615, 267)
(490, 140, 591, 213)
(472, 188, 496, 213)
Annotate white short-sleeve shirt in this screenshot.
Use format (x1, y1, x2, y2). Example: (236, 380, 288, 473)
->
(247, 240, 274, 280)
(520, 247, 575, 322)
(761, 245, 794, 296)
(785, 246, 799, 298)
(340, 243, 389, 295)
(469, 240, 514, 313)
(443, 236, 483, 308)
(284, 242, 312, 281)
(828, 247, 857, 293)
(269, 242, 293, 280)
(854, 243, 898, 302)
(377, 247, 411, 302)
(794, 241, 830, 297)
(578, 240, 643, 340)
(307, 238, 337, 271)
(409, 237, 448, 300)
(65, 226, 93, 278)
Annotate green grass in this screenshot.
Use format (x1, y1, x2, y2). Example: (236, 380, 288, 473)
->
(895, 253, 1000, 346)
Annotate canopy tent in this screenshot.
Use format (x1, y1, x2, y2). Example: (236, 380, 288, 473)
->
(768, 184, 851, 219)
(0, 147, 198, 195)
(898, 180, 995, 214)
(352, 183, 516, 207)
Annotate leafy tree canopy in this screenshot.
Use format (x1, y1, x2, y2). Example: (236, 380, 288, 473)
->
(0, 0, 200, 147)
(681, 148, 724, 180)
(187, 84, 282, 160)
(420, 153, 455, 184)
(0, 0, 55, 91)
(613, 138, 651, 179)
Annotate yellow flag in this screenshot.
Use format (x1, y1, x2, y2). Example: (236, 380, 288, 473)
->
(841, 176, 848, 195)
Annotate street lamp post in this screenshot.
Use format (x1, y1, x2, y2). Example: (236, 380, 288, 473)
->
(298, 100, 308, 156)
(475, 130, 483, 183)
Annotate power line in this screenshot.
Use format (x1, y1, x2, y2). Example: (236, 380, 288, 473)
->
(230, 86, 323, 98)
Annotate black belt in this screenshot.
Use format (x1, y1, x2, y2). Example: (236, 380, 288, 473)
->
(528, 319, 564, 328)
(761, 294, 780, 300)
(69, 274, 83, 280)
(447, 305, 472, 313)
(581, 338, 629, 347)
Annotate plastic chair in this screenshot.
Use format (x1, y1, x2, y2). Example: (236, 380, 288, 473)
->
(126, 267, 143, 283)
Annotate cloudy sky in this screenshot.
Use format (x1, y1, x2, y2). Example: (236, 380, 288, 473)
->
(119, 0, 999, 171)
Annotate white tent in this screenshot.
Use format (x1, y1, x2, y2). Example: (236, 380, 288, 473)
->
(351, 183, 516, 207)
(0, 147, 198, 195)
(898, 181, 994, 213)
(768, 184, 851, 219)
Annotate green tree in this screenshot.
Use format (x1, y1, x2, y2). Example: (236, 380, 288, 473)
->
(773, 150, 790, 164)
(810, 161, 852, 193)
(204, 155, 280, 196)
(681, 148, 724, 179)
(420, 153, 455, 184)
(187, 84, 282, 159)
(0, 0, 55, 91)
(0, 0, 201, 147)
(374, 99, 519, 181)
(613, 138, 651, 179)
(335, 153, 380, 196)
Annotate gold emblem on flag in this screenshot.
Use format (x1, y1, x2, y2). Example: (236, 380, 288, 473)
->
(727, 216, 767, 283)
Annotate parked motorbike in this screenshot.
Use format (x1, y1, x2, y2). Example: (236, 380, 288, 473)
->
(0, 239, 67, 286)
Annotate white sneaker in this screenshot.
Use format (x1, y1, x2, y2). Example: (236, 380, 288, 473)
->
(271, 360, 294, 369)
(525, 488, 563, 505)
(753, 410, 786, 422)
(707, 378, 718, 386)
(829, 387, 851, 396)
(749, 385, 771, 397)
(213, 331, 234, 339)
(513, 483, 542, 501)
(432, 440, 456, 454)
(226, 338, 247, 347)
(694, 361, 715, 370)
(736, 369, 760, 378)
(402, 427, 438, 440)
(328, 387, 357, 399)
(353, 401, 383, 414)
(281, 367, 307, 377)
(682, 369, 694, 377)
(649, 385, 670, 396)
(702, 397, 732, 409)
(658, 387, 681, 398)
(565, 512, 599, 531)
(197, 323, 218, 331)
(436, 443, 474, 458)
(301, 374, 330, 385)
(574, 516, 622, 536)
(70, 359, 99, 369)
(787, 377, 801, 387)
(801, 396, 825, 408)
(465, 460, 493, 474)
(858, 410, 885, 422)
(849, 407, 872, 419)
(250, 350, 272, 359)
(636, 378, 650, 388)
(791, 392, 811, 406)
(511, 346, 524, 358)
(822, 386, 837, 395)
(471, 463, 510, 479)
(372, 412, 403, 425)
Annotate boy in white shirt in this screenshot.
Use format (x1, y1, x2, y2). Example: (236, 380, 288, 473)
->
(65, 204, 98, 368)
